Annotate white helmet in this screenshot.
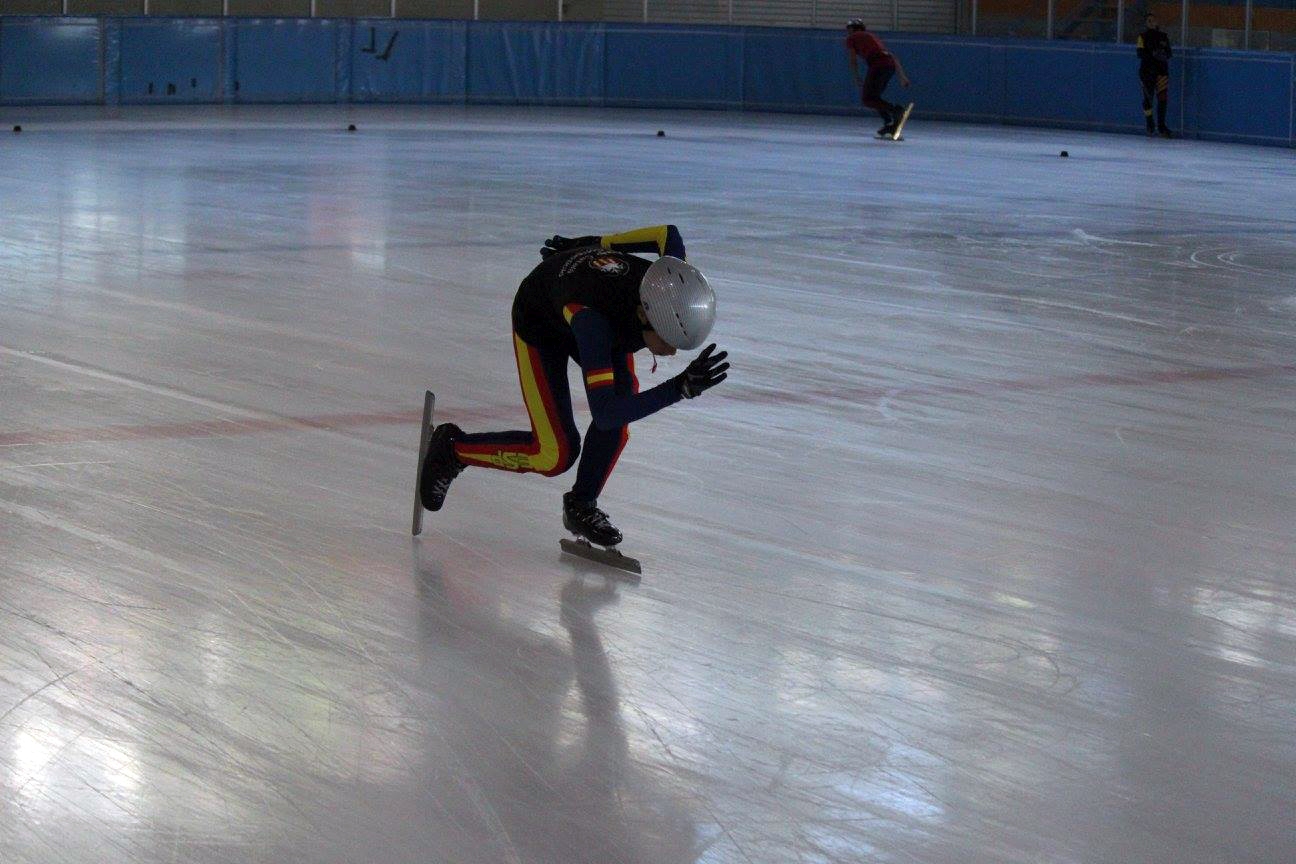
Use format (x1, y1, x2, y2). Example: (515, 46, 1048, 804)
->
(639, 256, 716, 350)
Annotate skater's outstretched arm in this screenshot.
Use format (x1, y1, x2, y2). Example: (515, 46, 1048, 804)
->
(599, 225, 686, 259)
(893, 55, 911, 88)
(543, 225, 685, 260)
(566, 307, 684, 430)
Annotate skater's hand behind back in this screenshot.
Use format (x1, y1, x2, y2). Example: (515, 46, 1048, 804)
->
(541, 234, 601, 258)
(676, 343, 729, 399)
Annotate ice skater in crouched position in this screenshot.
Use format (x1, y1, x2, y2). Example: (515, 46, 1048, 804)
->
(418, 225, 728, 547)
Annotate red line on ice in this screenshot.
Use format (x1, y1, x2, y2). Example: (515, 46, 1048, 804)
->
(0, 406, 515, 448)
(2, 362, 1293, 447)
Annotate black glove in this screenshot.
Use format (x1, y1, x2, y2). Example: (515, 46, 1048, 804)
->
(676, 343, 729, 399)
(540, 234, 601, 259)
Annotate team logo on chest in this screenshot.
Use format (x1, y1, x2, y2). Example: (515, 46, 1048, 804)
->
(589, 254, 628, 276)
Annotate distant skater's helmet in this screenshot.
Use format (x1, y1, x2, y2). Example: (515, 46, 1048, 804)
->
(847, 18, 865, 30)
(639, 256, 716, 350)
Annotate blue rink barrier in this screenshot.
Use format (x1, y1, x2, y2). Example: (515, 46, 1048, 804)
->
(0, 18, 1293, 147)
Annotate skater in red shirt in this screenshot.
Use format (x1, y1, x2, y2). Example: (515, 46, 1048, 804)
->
(845, 19, 913, 140)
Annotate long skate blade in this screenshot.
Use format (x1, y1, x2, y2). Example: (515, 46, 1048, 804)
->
(891, 102, 914, 140)
(560, 538, 642, 577)
(411, 390, 435, 536)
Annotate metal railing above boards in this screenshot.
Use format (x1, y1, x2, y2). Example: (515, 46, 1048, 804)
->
(598, 0, 955, 31)
(973, 0, 1296, 49)
(0, 0, 957, 29)
(0, 0, 945, 29)
(0, 0, 555, 17)
(0, 0, 1291, 52)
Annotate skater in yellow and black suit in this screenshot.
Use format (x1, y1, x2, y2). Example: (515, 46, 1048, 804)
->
(1137, 12, 1173, 138)
(418, 226, 728, 547)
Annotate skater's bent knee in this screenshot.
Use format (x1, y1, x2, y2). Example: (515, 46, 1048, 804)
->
(539, 435, 580, 476)
(540, 455, 578, 477)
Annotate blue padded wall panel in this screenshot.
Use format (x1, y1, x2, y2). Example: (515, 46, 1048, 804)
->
(1004, 44, 1096, 125)
(742, 28, 853, 112)
(891, 38, 1004, 121)
(119, 19, 222, 104)
(604, 25, 742, 108)
(0, 19, 1293, 148)
(1176, 57, 1198, 136)
(0, 18, 102, 104)
(1086, 49, 1145, 131)
(231, 19, 342, 103)
(466, 23, 603, 104)
(351, 19, 466, 103)
(1190, 51, 1292, 143)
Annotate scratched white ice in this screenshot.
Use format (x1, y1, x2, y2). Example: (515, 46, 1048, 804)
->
(1, 106, 1294, 864)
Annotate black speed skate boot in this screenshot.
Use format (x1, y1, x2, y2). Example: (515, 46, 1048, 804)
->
(419, 423, 464, 512)
(563, 492, 623, 547)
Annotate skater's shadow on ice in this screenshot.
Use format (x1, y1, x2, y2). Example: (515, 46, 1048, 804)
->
(387, 567, 701, 862)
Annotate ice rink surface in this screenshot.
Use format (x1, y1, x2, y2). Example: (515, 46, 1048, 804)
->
(1, 105, 1294, 864)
